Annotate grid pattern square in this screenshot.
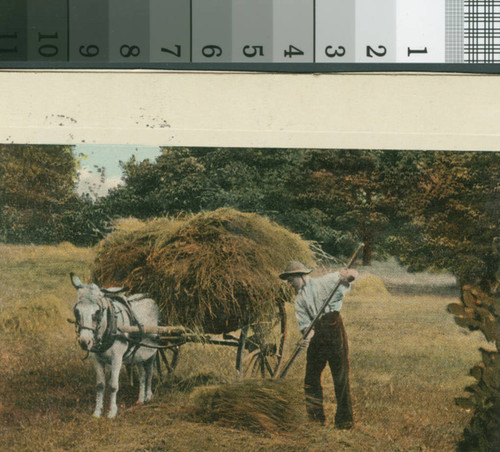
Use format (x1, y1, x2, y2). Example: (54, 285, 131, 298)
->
(464, 0, 500, 62)
(446, 0, 464, 63)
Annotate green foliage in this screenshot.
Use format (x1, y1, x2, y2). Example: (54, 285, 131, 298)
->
(0, 145, 110, 246)
(58, 193, 112, 246)
(0, 145, 76, 243)
(390, 151, 499, 288)
(101, 148, 419, 264)
(448, 286, 500, 451)
(102, 147, 305, 220)
(283, 149, 421, 264)
(387, 151, 500, 451)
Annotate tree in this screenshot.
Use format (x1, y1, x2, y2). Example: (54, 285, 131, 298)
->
(392, 151, 499, 288)
(102, 148, 426, 265)
(389, 151, 500, 451)
(102, 147, 306, 220)
(0, 145, 78, 244)
(284, 149, 419, 264)
(0, 144, 108, 246)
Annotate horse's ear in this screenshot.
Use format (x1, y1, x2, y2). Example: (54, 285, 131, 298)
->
(70, 273, 83, 289)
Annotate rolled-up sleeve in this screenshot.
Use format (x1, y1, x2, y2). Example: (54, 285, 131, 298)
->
(295, 293, 311, 333)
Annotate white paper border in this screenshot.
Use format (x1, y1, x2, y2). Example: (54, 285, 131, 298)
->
(1, 70, 499, 151)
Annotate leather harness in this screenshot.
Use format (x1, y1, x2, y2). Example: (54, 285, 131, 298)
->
(76, 293, 147, 356)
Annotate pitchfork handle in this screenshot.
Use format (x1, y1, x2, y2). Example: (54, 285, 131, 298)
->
(276, 243, 364, 379)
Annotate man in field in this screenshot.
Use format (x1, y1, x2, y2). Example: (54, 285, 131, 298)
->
(280, 261, 357, 429)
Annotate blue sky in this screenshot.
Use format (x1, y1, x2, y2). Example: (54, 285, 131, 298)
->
(74, 144, 161, 197)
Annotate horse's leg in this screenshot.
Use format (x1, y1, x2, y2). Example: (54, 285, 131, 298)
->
(137, 362, 146, 405)
(145, 353, 156, 403)
(108, 354, 123, 419)
(93, 357, 106, 418)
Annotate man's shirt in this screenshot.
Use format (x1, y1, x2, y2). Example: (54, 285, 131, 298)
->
(294, 272, 351, 332)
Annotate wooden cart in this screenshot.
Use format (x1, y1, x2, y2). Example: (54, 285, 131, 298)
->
(119, 300, 287, 379)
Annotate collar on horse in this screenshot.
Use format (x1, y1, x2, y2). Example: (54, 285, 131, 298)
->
(92, 294, 145, 356)
(111, 294, 147, 360)
(88, 295, 119, 354)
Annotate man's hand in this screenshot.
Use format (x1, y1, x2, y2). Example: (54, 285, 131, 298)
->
(300, 329, 315, 349)
(340, 268, 358, 285)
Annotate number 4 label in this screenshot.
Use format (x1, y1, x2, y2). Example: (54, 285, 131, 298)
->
(284, 45, 304, 58)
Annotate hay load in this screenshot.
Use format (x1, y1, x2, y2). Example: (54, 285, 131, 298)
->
(92, 208, 314, 334)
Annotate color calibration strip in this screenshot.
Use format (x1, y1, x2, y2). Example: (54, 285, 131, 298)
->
(0, 0, 499, 70)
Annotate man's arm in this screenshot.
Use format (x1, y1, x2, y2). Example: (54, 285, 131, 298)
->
(340, 268, 358, 285)
(295, 296, 312, 333)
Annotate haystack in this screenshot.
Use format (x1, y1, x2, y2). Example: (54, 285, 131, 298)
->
(349, 274, 390, 298)
(92, 208, 314, 334)
(188, 379, 304, 433)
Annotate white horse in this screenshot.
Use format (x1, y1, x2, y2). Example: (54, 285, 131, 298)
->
(70, 273, 159, 418)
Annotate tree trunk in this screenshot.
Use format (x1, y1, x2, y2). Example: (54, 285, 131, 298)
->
(362, 189, 374, 266)
(362, 229, 373, 265)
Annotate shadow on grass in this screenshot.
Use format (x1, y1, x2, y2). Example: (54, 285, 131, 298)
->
(386, 282, 460, 297)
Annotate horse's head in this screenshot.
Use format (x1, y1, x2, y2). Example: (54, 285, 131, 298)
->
(70, 273, 107, 351)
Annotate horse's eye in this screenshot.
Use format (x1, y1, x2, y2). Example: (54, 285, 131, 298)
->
(92, 310, 101, 322)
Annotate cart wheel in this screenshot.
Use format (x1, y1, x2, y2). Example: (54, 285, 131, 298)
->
(236, 301, 286, 378)
(156, 346, 180, 380)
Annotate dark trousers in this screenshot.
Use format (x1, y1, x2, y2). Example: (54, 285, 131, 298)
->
(304, 311, 353, 426)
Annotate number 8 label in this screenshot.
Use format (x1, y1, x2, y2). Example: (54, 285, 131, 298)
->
(120, 45, 141, 58)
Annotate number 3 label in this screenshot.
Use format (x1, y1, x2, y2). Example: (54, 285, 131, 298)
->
(325, 45, 346, 58)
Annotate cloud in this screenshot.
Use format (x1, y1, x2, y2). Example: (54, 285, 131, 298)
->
(76, 166, 123, 198)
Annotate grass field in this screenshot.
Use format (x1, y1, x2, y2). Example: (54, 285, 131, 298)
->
(0, 245, 486, 451)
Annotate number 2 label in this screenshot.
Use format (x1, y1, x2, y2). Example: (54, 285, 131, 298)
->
(366, 45, 387, 58)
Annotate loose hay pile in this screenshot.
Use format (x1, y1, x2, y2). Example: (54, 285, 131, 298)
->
(0, 295, 66, 336)
(92, 208, 315, 334)
(188, 379, 304, 433)
(349, 273, 390, 298)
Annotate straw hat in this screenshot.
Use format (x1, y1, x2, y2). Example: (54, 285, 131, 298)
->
(279, 260, 312, 280)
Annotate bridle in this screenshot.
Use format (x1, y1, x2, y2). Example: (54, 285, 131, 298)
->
(73, 294, 118, 354)
(69, 273, 171, 360)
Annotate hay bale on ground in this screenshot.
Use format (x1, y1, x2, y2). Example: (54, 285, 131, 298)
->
(349, 274, 390, 298)
(92, 208, 314, 334)
(187, 379, 304, 433)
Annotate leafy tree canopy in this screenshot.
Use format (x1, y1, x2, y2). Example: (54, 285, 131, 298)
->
(101, 148, 498, 275)
(0, 145, 78, 243)
(103, 147, 307, 219)
(391, 151, 499, 288)
(0, 145, 109, 246)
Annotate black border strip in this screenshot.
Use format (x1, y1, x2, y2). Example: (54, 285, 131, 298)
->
(1, 62, 500, 73)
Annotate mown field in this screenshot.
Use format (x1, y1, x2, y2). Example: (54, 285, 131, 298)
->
(0, 244, 486, 451)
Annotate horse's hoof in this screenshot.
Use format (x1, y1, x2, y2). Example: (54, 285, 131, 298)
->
(92, 412, 102, 418)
